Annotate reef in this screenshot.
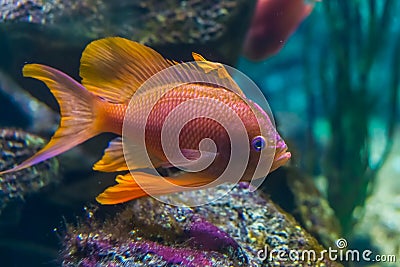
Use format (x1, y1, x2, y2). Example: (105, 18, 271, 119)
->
(62, 182, 343, 266)
(0, 128, 59, 214)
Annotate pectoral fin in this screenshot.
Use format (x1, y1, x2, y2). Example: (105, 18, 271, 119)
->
(93, 137, 163, 172)
(93, 138, 128, 172)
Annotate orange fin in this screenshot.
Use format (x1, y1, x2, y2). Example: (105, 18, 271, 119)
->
(96, 172, 214, 205)
(80, 37, 176, 103)
(0, 64, 102, 175)
(93, 137, 163, 172)
(96, 173, 148, 204)
(191, 52, 228, 77)
(93, 138, 128, 172)
(191, 52, 245, 97)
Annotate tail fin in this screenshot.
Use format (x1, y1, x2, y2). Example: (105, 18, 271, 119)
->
(0, 64, 102, 174)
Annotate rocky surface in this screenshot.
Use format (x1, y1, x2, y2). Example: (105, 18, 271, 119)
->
(62, 182, 343, 266)
(0, 0, 256, 70)
(261, 167, 342, 250)
(0, 128, 59, 214)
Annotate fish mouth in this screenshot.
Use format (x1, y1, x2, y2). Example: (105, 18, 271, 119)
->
(270, 139, 291, 172)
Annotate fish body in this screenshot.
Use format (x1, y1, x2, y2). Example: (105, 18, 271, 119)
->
(243, 0, 317, 61)
(128, 83, 276, 178)
(0, 37, 291, 204)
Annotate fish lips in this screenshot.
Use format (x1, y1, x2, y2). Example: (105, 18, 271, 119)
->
(270, 140, 291, 172)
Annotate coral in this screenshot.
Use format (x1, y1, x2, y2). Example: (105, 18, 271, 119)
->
(0, 128, 59, 214)
(62, 183, 343, 266)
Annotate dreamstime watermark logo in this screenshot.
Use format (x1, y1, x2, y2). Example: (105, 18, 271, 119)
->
(122, 61, 280, 206)
(257, 238, 398, 263)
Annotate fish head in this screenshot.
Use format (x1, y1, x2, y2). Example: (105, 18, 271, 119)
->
(239, 100, 291, 181)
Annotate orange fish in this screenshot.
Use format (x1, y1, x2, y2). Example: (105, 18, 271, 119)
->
(243, 0, 317, 61)
(0, 37, 291, 204)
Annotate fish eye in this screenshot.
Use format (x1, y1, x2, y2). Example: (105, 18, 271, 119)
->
(251, 136, 266, 152)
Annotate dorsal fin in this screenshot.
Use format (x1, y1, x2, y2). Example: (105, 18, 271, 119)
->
(191, 52, 245, 97)
(192, 52, 230, 78)
(80, 37, 176, 103)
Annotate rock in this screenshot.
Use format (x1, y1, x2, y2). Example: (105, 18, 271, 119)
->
(262, 167, 342, 249)
(0, 0, 256, 77)
(62, 183, 342, 266)
(0, 128, 59, 214)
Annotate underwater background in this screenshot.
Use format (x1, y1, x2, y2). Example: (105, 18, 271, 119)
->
(0, 0, 399, 266)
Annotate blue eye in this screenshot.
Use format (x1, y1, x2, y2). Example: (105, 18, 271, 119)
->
(252, 136, 266, 152)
